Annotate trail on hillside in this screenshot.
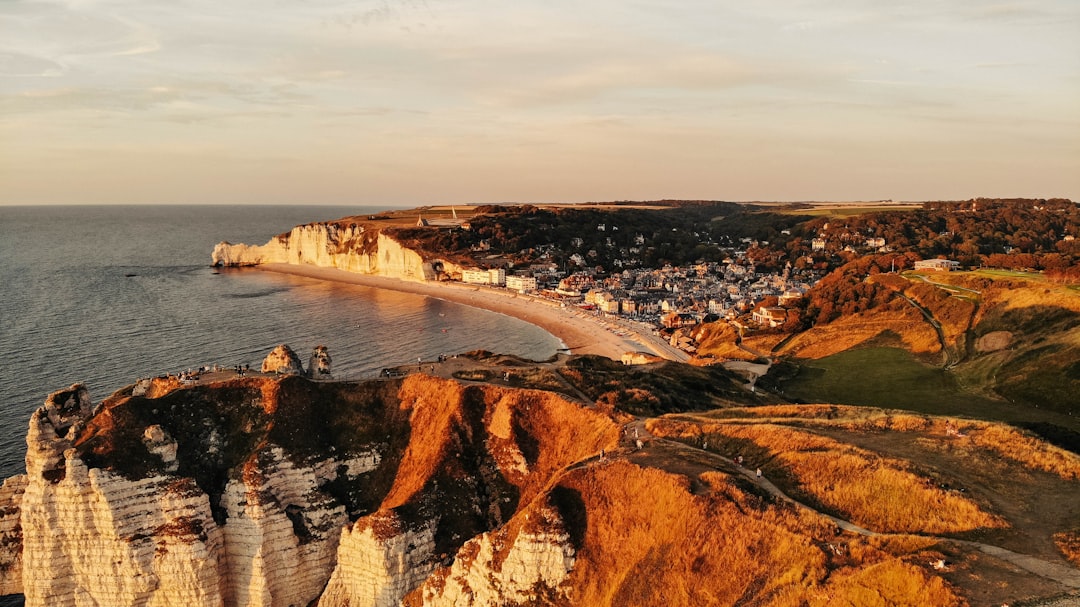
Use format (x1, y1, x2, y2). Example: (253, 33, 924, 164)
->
(624, 421, 1080, 591)
(894, 290, 956, 366)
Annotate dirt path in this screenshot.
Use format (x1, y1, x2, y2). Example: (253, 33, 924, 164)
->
(893, 290, 957, 366)
(628, 421, 1080, 591)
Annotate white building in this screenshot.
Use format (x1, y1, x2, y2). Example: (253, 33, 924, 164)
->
(506, 275, 537, 293)
(914, 259, 960, 272)
(752, 306, 787, 328)
(461, 269, 506, 285)
(462, 270, 493, 285)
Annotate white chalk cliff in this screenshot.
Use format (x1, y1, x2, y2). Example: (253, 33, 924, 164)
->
(7, 383, 373, 607)
(212, 222, 464, 282)
(0, 371, 619, 607)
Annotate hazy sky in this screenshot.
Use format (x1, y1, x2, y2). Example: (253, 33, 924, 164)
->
(2, 0, 1078, 205)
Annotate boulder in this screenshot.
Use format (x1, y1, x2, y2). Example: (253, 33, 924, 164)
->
(142, 425, 179, 472)
(262, 344, 304, 375)
(308, 345, 333, 379)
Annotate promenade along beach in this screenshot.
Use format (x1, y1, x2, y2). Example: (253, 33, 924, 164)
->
(257, 263, 686, 362)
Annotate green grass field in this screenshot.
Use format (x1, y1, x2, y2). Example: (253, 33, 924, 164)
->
(971, 269, 1045, 281)
(776, 205, 920, 217)
(779, 347, 1079, 432)
(781, 348, 992, 412)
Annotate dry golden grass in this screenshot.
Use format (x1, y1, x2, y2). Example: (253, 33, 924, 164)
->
(985, 282, 1080, 314)
(381, 376, 469, 509)
(650, 419, 1005, 535)
(694, 404, 872, 421)
(1053, 529, 1080, 567)
(690, 321, 755, 360)
(385, 375, 620, 509)
(828, 413, 1080, 481)
(742, 332, 790, 353)
(483, 385, 620, 504)
(559, 461, 831, 606)
(550, 461, 964, 607)
(698, 405, 1080, 481)
(958, 423, 1080, 481)
(904, 281, 977, 345)
(804, 559, 966, 607)
(779, 309, 940, 359)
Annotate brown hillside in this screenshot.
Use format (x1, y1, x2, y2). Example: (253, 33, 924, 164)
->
(777, 307, 940, 359)
(689, 321, 755, 361)
(652, 405, 1080, 572)
(61, 363, 1078, 606)
(520, 461, 964, 607)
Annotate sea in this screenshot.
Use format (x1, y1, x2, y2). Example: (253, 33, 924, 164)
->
(0, 205, 562, 482)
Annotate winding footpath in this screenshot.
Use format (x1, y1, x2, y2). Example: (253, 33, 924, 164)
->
(623, 420, 1080, 592)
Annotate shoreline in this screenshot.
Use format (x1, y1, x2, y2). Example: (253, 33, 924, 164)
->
(253, 263, 686, 362)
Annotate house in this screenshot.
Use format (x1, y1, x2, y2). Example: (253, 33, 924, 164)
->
(914, 259, 960, 271)
(599, 297, 621, 315)
(865, 237, 886, 248)
(778, 290, 805, 307)
(811, 238, 827, 252)
(752, 306, 787, 328)
(660, 312, 697, 329)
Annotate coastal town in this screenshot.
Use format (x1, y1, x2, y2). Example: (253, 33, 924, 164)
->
(452, 254, 815, 358)
(213, 197, 1079, 369)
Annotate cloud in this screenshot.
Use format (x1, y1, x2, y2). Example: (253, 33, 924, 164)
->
(0, 78, 310, 121)
(0, 50, 67, 76)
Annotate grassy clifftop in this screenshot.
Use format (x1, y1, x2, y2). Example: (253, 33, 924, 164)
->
(55, 353, 1080, 605)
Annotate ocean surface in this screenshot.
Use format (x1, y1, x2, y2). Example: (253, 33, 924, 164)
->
(0, 205, 562, 481)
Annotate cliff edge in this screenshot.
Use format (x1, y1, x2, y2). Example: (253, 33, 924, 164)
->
(2, 353, 1077, 606)
(212, 221, 466, 282)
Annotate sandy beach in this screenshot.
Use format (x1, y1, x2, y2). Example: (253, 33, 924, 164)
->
(258, 263, 687, 362)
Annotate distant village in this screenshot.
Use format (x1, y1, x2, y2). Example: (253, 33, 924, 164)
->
(406, 198, 1080, 357)
(458, 256, 810, 331)
(433, 215, 896, 354)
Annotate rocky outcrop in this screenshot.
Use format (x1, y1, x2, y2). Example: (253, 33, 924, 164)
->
(21, 454, 225, 607)
(216, 446, 350, 607)
(2, 376, 399, 607)
(143, 425, 179, 472)
(262, 344, 304, 375)
(0, 370, 626, 606)
(318, 511, 438, 607)
(308, 345, 332, 379)
(415, 505, 575, 606)
(212, 223, 463, 282)
(0, 365, 1016, 606)
(0, 474, 27, 596)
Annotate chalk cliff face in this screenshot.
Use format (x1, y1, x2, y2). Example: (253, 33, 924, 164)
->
(212, 222, 463, 282)
(0, 370, 620, 606)
(0, 361, 986, 606)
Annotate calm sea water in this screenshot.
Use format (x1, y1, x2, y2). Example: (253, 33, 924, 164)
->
(0, 205, 561, 481)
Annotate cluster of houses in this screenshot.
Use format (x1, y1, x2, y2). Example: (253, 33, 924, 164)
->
(454, 256, 814, 335)
(443, 218, 964, 352)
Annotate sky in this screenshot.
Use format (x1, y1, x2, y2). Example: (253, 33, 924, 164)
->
(2, 0, 1078, 205)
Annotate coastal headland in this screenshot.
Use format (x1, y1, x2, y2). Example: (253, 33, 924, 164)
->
(256, 262, 688, 362)
(1, 200, 1078, 606)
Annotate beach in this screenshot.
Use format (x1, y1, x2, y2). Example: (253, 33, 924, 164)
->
(258, 264, 687, 362)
